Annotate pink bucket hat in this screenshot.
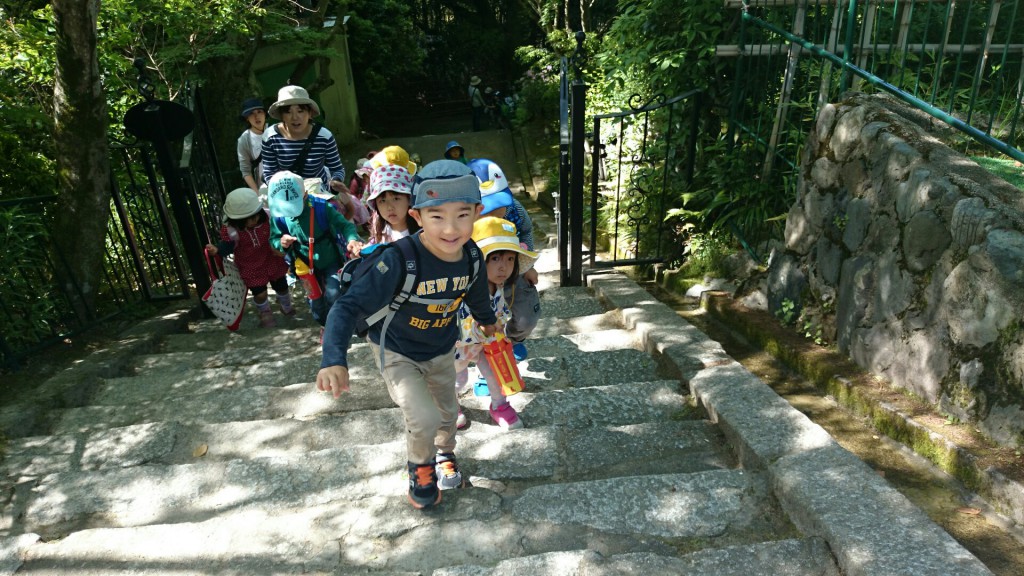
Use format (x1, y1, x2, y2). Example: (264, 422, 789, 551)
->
(367, 165, 414, 210)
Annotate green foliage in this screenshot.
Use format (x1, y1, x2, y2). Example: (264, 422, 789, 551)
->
(675, 230, 732, 278)
(345, 0, 425, 108)
(513, 45, 561, 124)
(776, 298, 796, 326)
(664, 138, 787, 246)
(802, 317, 825, 346)
(0, 206, 61, 347)
(595, 0, 729, 110)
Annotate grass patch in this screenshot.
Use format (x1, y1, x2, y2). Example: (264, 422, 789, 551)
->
(972, 156, 1024, 190)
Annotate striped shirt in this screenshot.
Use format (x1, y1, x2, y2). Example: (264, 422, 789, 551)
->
(261, 124, 346, 191)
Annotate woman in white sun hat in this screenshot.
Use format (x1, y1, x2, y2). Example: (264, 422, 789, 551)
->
(261, 85, 359, 218)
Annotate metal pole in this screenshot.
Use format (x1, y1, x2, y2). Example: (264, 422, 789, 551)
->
(840, 0, 859, 92)
(568, 32, 587, 287)
(144, 105, 211, 299)
(570, 81, 586, 287)
(558, 58, 570, 286)
(589, 117, 600, 267)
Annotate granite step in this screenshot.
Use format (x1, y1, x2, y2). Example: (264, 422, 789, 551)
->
(8, 468, 780, 574)
(41, 331, 658, 432)
(3, 379, 708, 479)
(432, 539, 840, 576)
(160, 308, 622, 355)
(10, 421, 734, 540)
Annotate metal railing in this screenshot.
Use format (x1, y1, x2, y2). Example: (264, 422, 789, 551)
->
(726, 0, 1024, 187)
(0, 84, 224, 372)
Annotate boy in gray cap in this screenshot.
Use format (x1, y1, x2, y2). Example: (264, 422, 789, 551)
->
(317, 159, 497, 509)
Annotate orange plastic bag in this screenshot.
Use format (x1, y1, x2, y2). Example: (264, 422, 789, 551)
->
(482, 333, 524, 396)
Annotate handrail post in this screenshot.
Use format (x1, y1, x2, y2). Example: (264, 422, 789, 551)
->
(122, 58, 210, 300)
(568, 31, 587, 287)
(840, 0, 859, 92)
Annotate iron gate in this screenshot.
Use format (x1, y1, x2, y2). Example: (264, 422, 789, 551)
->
(558, 33, 703, 286)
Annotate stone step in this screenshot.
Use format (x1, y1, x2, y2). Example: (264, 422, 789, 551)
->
(163, 308, 622, 355)
(10, 468, 774, 572)
(73, 330, 655, 414)
(433, 539, 840, 576)
(11, 422, 734, 539)
(160, 323, 321, 353)
(137, 324, 634, 374)
(6, 380, 705, 479)
(6, 476, 803, 575)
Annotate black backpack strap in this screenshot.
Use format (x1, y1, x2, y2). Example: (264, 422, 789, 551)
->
(464, 238, 481, 288)
(368, 236, 418, 367)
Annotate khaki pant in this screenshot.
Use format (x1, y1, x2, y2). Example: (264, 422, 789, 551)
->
(369, 342, 458, 464)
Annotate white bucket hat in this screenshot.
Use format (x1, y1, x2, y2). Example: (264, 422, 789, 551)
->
(268, 85, 321, 119)
(222, 188, 262, 221)
(267, 171, 305, 218)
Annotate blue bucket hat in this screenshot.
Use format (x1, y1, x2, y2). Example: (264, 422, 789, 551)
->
(444, 140, 464, 159)
(467, 158, 513, 214)
(412, 160, 481, 209)
(239, 97, 264, 121)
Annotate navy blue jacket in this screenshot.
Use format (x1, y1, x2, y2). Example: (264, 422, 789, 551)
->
(321, 233, 497, 368)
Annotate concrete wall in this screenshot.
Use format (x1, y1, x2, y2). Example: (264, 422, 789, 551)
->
(251, 29, 360, 146)
(772, 92, 1024, 448)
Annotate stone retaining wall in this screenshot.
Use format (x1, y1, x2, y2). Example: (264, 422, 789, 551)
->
(771, 92, 1024, 448)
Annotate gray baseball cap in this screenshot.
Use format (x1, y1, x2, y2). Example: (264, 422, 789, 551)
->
(412, 160, 482, 209)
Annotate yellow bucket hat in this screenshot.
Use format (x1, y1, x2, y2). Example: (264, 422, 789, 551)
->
(367, 145, 418, 176)
(472, 217, 538, 273)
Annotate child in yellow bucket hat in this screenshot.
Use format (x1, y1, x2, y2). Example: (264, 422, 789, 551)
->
(453, 216, 538, 430)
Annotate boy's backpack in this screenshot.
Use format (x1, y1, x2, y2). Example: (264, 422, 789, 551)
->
(274, 195, 345, 266)
(339, 234, 481, 367)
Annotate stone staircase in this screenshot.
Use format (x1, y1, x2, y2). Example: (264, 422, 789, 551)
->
(0, 219, 994, 575)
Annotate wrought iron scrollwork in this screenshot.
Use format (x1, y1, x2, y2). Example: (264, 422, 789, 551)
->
(627, 93, 667, 112)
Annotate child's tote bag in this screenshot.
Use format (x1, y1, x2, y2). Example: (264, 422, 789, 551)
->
(202, 249, 247, 331)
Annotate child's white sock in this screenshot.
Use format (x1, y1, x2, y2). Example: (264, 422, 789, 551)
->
(489, 394, 508, 411)
(276, 293, 293, 311)
(255, 299, 271, 312)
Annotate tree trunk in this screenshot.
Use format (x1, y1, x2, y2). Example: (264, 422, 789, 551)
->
(51, 0, 111, 318)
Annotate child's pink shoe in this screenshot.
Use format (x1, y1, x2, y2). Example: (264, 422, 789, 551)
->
(258, 309, 277, 328)
(456, 410, 468, 430)
(488, 403, 523, 430)
(279, 303, 296, 317)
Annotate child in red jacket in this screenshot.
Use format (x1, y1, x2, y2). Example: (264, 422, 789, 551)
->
(206, 188, 294, 327)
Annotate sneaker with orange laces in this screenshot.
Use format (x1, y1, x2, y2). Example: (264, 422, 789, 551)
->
(407, 461, 441, 509)
(435, 452, 465, 490)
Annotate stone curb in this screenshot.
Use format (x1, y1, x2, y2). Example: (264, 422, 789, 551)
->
(587, 272, 993, 576)
(0, 301, 198, 439)
(702, 292, 1024, 530)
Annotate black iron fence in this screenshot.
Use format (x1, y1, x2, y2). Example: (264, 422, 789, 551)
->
(558, 32, 705, 285)
(558, 1, 1024, 286)
(0, 82, 225, 372)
